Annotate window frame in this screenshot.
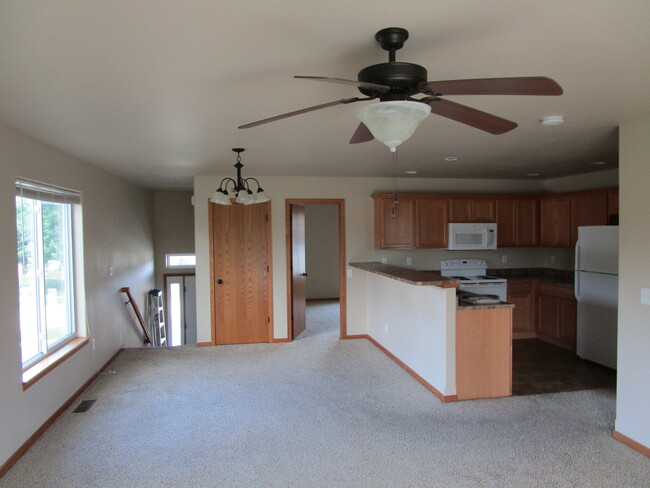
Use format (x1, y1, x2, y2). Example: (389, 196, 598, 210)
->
(165, 253, 196, 269)
(15, 178, 87, 376)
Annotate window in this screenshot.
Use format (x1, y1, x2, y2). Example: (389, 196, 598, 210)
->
(165, 253, 196, 268)
(16, 179, 82, 368)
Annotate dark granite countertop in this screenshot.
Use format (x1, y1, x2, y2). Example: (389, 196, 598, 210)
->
(348, 262, 460, 288)
(487, 267, 574, 287)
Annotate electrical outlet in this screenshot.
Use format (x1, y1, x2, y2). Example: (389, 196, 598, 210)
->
(381, 257, 388, 264)
(641, 288, 650, 306)
(550, 255, 556, 264)
(501, 255, 508, 264)
(91, 338, 96, 351)
(347, 269, 352, 278)
(406, 256, 412, 266)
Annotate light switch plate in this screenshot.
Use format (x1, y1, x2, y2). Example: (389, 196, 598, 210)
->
(347, 269, 352, 278)
(641, 288, 650, 306)
(381, 257, 388, 264)
(406, 256, 412, 265)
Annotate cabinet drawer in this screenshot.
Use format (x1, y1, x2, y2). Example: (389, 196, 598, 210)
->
(537, 282, 575, 301)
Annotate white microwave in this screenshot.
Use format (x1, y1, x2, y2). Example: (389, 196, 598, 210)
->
(448, 223, 497, 250)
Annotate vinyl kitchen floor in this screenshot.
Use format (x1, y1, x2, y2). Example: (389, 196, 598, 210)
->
(512, 339, 616, 396)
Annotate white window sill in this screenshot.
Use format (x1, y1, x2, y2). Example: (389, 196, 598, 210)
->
(22, 337, 90, 390)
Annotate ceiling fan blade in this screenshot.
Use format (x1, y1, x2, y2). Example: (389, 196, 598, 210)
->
(349, 123, 374, 144)
(421, 77, 563, 96)
(238, 98, 362, 129)
(427, 98, 517, 134)
(295, 76, 391, 93)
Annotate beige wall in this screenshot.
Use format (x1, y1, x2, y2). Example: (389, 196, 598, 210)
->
(615, 116, 650, 448)
(544, 168, 618, 193)
(0, 124, 154, 466)
(194, 174, 549, 343)
(305, 204, 339, 299)
(153, 190, 195, 290)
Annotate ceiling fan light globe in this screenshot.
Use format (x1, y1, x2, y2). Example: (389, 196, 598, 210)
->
(357, 101, 431, 150)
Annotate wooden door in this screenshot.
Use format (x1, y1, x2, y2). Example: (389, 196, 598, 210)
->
(212, 202, 270, 344)
(290, 205, 307, 339)
(415, 198, 448, 248)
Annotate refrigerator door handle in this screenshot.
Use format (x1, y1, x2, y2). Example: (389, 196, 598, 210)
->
(575, 240, 581, 270)
(575, 271, 581, 300)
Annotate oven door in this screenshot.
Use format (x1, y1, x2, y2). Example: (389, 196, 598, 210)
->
(458, 282, 508, 302)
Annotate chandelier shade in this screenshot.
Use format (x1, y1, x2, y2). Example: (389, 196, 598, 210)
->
(357, 101, 431, 152)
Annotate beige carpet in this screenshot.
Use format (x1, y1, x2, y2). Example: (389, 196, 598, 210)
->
(1, 301, 648, 487)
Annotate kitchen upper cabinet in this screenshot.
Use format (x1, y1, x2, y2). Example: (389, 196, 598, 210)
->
(496, 199, 538, 247)
(508, 281, 535, 334)
(540, 196, 571, 247)
(569, 192, 608, 246)
(374, 196, 415, 249)
(449, 198, 495, 222)
(535, 282, 577, 351)
(415, 198, 448, 248)
(608, 190, 619, 223)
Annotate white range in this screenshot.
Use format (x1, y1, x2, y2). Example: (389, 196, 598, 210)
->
(440, 258, 508, 302)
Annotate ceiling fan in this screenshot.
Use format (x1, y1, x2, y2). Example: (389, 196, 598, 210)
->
(238, 27, 563, 147)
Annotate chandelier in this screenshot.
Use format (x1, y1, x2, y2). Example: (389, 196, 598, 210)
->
(209, 148, 270, 206)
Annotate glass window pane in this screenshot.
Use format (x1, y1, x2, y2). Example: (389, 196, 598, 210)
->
(42, 202, 74, 347)
(166, 254, 196, 267)
(17, 197, 42, 364)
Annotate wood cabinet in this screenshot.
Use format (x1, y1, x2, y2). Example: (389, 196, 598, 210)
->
(415, 198, 448, 248)
(374, 196, 415, 249)
(608, 190, 619, 221)
(540, 196, 571, 247)
(456, 308, 512, 400)
(569, 192, 608, 246)
(508, 281, 535, 334)
(535, 282, 577, 351)
(449, 198, 495, 222)
(496, 199, 538, 247)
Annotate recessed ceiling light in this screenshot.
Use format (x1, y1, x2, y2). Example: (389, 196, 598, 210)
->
(540, 115, 564, 126)
(443, 156, 459, 161)
(590, 161, 606, 166)
(404, 170, 418, 175)
(527, 173, 541, 177)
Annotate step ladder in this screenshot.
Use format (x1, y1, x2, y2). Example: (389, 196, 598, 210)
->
(148, 289, 167, 347)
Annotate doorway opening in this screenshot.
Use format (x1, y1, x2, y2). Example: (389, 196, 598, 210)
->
(163, 273, 197, 346)
(285, 199, 346, 340)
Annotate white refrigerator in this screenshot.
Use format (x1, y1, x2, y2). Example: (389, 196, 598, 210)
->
(574, 226, 619, 369)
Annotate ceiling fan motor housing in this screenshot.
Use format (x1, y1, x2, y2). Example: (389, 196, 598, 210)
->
(357, 62, 428, 99)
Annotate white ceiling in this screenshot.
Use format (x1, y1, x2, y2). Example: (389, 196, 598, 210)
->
(1, 1, 649, 189)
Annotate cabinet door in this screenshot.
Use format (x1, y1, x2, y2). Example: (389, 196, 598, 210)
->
(539, 198, 555, 246)
(474, 199, 496, 222)
(570, 193, 608, 246)
(515, 199, 539, 246)
(449, 199, 473, 222)
(375, 198, 415, 248)
(536, 295, 560, 337)
(416, 198, 448, 248)
(554, 197, 571, 247)
(508, 281, 535, 332)
(496, 200, 516, 247)
(559, 299, 577, 351)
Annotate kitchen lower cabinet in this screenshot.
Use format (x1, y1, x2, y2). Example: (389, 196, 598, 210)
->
(508, 281, 535, 335)
(535, 282, 577, 351)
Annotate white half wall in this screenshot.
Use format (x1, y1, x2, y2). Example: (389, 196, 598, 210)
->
(0, 124, 154, 467)
(615, 116, 650, 449)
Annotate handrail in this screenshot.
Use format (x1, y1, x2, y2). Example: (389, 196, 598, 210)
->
(119, 287, 152, 344)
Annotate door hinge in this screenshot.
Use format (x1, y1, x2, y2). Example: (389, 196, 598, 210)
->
(267, 265, 270, 272)
(267, 317, 270, 323)
(265, 214, 269, 222)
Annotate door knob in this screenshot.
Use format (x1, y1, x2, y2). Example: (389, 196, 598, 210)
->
(301, 273, 308, 277)
(217, 279, 224, 284)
